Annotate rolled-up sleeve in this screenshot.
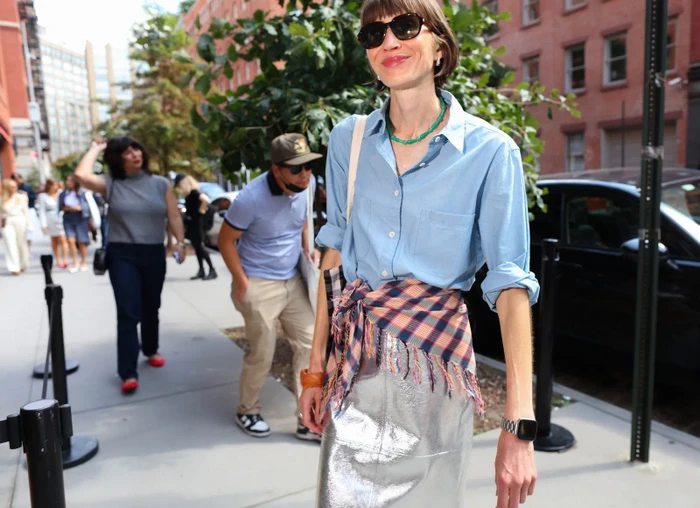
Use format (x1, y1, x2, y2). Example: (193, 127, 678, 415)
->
(478, 144, 540, 312)
(315, 116, 353, 252)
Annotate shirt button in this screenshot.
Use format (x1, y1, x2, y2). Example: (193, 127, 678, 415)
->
(434, 136, 441, 142)
(389, 231, 396, 238)
(382, 270, 388, 277)
(394, 189, 399, 196)
(419, 162, 425, 168)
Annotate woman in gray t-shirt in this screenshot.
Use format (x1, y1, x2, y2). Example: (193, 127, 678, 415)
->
(75, 137, 187, 395)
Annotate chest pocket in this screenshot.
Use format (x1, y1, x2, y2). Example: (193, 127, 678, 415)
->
(412, 209, 475, 278)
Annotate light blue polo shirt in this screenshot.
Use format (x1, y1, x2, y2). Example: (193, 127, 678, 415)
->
(224, 170, 314, 280)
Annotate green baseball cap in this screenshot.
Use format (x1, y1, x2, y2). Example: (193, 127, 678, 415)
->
(271, 133, 322, 166)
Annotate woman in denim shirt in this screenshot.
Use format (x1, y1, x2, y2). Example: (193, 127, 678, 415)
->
(300, 0, 540, 506)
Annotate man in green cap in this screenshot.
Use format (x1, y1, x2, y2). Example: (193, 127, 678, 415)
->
(219, 133, 322, 441)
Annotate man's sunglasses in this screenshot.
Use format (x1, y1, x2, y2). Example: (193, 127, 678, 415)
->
(357, 13, 426, 50)
(285, 164, 313, 175)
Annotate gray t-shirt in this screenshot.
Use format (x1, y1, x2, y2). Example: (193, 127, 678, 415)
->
(104, 171, 169, 245)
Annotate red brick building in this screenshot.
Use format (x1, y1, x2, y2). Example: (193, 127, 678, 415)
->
(486, 0, 700, 173)
(0, 0, 30, 179)
(181, 0, 285, 92)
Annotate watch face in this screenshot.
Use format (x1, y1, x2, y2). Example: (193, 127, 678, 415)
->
(517, 419, 538, 441)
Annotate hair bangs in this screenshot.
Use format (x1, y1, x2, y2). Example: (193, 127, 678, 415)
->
(360, 0, 430, 26)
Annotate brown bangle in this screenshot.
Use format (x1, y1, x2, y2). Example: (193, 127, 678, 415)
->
(300, 369, 324, 389)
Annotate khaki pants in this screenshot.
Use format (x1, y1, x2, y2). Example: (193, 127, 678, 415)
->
(232, 273, 314, 416)
(2, 216, 30, 273)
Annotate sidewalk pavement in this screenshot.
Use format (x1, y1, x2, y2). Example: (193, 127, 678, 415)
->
(1, 237, 700, 507)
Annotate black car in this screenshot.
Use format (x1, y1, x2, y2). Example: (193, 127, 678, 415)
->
(465, 167, 700, 385)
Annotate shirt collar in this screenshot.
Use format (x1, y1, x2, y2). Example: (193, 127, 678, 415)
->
(266, 170, 284, 196)
(364, 89, 467, 154)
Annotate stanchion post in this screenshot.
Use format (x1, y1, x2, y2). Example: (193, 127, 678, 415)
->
(42, 284, 100, 468)
(39, 255, 53, 286)
(47, 285, 68, 407)
(534, 239, 575, 452)
(20, 399, 67, 508)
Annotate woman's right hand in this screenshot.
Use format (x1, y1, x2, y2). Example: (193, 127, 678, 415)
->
(300, 386, 326, 434)
(42, 227, 48, 234)
(91, 140, 107, 152)
(234, 276, 249, 303)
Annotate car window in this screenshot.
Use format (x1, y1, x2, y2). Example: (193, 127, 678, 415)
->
(530, 191, 562, 244)
(566, 195, 638, 250)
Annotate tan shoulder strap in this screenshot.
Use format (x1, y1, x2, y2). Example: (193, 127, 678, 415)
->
(346, 115, 367, 220)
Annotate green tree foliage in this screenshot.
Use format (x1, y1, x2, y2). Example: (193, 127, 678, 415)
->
(190, 0, 578, 211)
(101, 8, 206, 177)
(52, 152, 86, 182)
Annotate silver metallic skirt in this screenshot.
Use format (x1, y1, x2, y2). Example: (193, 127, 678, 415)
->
(316, 335, 475, 507)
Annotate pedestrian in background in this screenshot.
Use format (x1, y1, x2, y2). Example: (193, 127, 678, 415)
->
(11, 173, 40, 250)
(59, 174, 91, 273)
(74, 136, 186, 395)
(218, 133, 319, 441)
(300, 0, 540, 506)
(1, 179, 31, 275)
(175, 174, 217, 280)
(38, 178, 69, 268)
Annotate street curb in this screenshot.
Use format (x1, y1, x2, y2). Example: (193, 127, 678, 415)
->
(476, 353, 700, 452)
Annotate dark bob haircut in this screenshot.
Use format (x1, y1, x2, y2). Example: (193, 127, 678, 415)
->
(360, 0, 459, 91)
(102, 136, 150, 180)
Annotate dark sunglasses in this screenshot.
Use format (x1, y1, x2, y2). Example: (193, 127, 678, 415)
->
(285, 164, 313, 175)
(357, 13, 426, 50)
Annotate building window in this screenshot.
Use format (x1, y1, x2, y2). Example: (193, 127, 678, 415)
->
(604, 33, 627, 84)
(482, 1, 499, 39)
(565, 0, 587, 9)
(566, 133, 585, 172)
(565, 44, 586, 93)
(522, 0, 540, 26)
(245, 63, 251, 82)
(667, 18, 678, 72)
(522, 55, 539, 83)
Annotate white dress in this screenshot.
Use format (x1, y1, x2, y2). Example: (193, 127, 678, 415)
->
(38, 193, 65, 237)
(1, 193, 31, 272)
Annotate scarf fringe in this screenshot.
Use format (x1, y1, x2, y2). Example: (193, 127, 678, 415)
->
(322, 318, 485, 417)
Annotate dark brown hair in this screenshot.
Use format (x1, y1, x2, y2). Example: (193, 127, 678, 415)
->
(103, 136, 151, 180)
(44, 178, 57, 193)
(360, 0, 459, 90)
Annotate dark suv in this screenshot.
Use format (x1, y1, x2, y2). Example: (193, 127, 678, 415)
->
(465, 167, 700, 384)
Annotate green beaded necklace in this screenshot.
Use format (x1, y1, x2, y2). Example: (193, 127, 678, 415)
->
(386, 96, 447, 146)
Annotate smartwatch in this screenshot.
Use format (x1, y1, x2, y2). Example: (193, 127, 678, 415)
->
(501, 417, 538, 442)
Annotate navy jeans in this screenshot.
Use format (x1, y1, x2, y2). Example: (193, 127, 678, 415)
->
(108, 243, 167, 380)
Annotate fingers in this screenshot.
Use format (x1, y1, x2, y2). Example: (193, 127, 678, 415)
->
(520, 485, 529, 504)
(496, 483, 509, 508)
(528, 477, 536, 496)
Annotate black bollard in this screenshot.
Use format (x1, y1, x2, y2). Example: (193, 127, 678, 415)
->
(534, 239, 575, 452)
(21, 399, 67, 508)
(43, 285, 99, 468)
(33, 263, 79, 379)
(40, 255, 53, 285)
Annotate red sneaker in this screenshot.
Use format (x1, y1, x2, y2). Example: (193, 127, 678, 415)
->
(147, 354, 165, 368)
(121, 379, 139, 394)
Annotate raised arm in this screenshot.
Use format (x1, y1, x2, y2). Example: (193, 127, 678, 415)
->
(74, 141, 107, 194)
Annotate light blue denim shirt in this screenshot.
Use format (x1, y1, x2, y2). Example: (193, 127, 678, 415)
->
(315, 90, 540, 311)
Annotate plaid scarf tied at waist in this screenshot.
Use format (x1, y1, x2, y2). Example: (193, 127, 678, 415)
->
(321, 278, 484, 416)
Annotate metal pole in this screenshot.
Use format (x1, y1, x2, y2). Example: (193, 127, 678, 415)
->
(621, 101, 626, 167)
(631, 0, 668, 463)
(46, 285, 68, 409)
(19, 21, 45, 185)
(533, 238, 574, 452)
(20, 399, 66, 508)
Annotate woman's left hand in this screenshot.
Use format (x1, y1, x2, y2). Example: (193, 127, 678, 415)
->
(173, 243, 186, 264)
(495, 431, 537, 507)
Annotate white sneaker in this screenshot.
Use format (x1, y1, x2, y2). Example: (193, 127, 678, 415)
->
(69, 266, 78, 274)
(79, 265, 88, 272)
(235, 413, 271, 438)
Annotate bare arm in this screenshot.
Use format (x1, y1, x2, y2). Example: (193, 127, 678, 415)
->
(496, 288, 535, 421)
(494, 287, 537, 508)
(165, 185, 185, 244)
(198, 193, 210, 215)
(218, 222, 246, 282)
(74, 141, 107, 194)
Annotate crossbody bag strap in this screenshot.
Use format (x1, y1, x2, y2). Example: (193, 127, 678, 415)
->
(346, 115, 367, 220)
(306, 183, 314, 254)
